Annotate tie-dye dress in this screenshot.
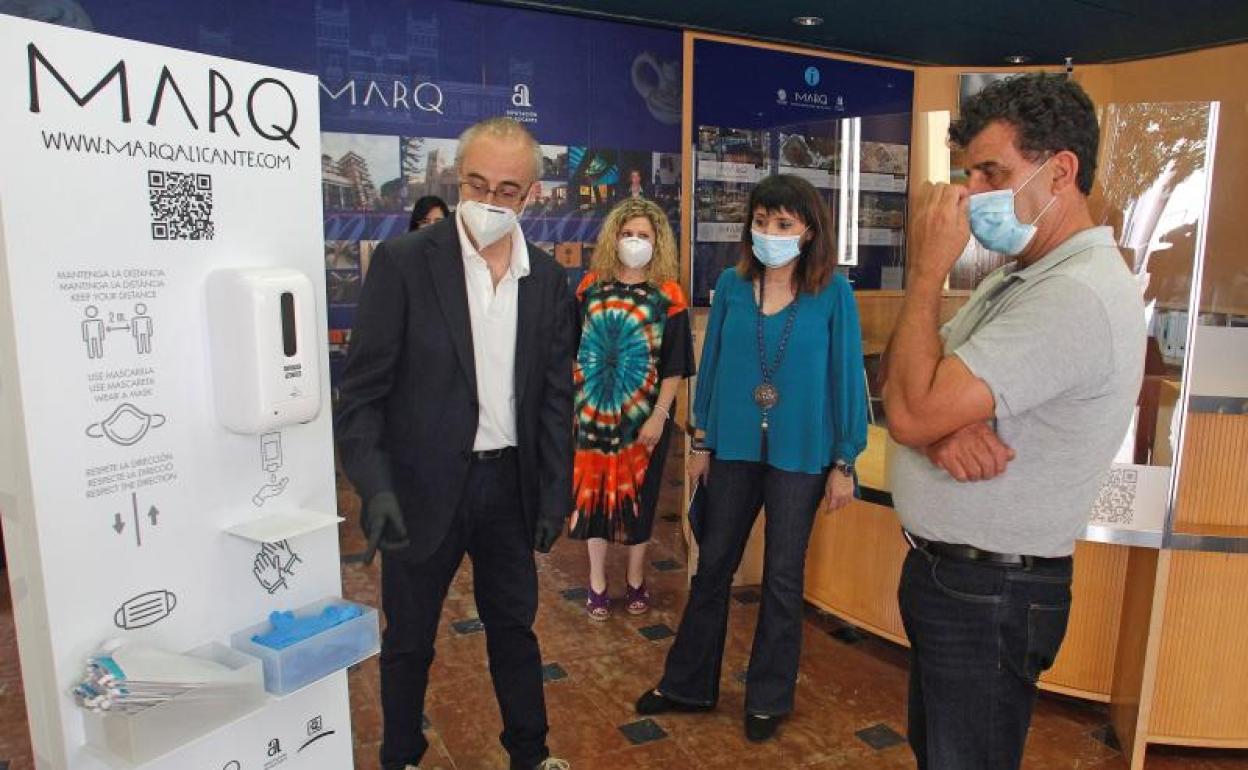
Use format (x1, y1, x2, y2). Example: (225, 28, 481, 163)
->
(570, 274, 696, 544)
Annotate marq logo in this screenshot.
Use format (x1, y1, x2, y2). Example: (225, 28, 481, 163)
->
(804, 66, 821, 87)
(777, 89, 787, 103)
(319, 78, 444, 114)
(511, 83, 532, 108)
(26, 43, 301, 148)
(794, 92, 829, 105)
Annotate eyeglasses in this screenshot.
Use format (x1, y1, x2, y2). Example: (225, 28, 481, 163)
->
(459, 177, 525, 206)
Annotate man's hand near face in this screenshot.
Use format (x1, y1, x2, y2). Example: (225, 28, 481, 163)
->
(910, 181, 971, 287)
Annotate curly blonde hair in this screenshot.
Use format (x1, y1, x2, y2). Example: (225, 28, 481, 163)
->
(589, 198, 679, 285)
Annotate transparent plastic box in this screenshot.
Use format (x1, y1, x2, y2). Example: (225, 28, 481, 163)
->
(230, 597, 379, 696)
(81, 642, 266, 766)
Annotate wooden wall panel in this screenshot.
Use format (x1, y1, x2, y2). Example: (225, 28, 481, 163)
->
(1040, 540, 1130, 700)
(1148, 550, 1248, 742)
(1173, 413, 1248, 530)
(801, 507, 1128, 700)
(1109, 547, 1164, 767)
(855, 290, 970, 355)
(803, 499, 909, 644)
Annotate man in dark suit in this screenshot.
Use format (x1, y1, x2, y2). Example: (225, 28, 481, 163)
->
(335, 117, 576, 770)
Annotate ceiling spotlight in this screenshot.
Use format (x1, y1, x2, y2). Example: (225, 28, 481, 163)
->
(1005, 55, 1031, 64)
(793, 15, 824, 26)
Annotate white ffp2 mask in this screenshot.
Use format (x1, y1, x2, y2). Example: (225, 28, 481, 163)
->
(617, 237, 654, 269)
(459, 200, 518, 248)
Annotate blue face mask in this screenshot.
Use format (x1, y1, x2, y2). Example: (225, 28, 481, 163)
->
(968, 160, 1056, 256)
(751, 229, 806, 268)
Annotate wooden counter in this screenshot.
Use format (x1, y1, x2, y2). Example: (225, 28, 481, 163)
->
(797, 414, 1248, 765)
(684, 422, 1131, 701)
(679, 291, 1248, 763)
(800, 427, 1130, 701)
(1110, 408, 1248, 767)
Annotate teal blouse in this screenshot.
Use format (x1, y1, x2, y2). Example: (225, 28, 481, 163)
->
(693, 268, 868, 474)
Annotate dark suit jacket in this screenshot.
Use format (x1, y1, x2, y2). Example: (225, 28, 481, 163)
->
(334, 217, 577, 562)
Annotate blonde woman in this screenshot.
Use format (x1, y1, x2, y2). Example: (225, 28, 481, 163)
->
(571, 198, 695, 620)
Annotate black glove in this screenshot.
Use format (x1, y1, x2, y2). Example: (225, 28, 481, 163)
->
(344, 491, 410, 565)
(533, 517, 564, 554)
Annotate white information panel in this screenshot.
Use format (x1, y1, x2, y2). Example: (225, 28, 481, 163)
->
(0, 16, 352, 770)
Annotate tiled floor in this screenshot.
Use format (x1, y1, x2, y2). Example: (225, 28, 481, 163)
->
(3, 452, 1247, 769)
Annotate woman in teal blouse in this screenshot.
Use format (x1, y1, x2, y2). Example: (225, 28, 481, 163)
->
(636, 174, 868, 742)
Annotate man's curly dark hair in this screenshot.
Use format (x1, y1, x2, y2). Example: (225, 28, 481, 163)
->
(949, 74, 1099, 195)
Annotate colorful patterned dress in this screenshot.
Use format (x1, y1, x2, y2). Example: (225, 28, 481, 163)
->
(570, 274, 695, 544)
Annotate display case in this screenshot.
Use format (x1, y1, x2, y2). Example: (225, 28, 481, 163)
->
(690, 114, 914, 305)
(686, 37, 914, 306)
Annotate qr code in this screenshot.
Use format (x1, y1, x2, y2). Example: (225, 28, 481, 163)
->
(1090, 468, 1138, 525)
(148, 170, 214, 240)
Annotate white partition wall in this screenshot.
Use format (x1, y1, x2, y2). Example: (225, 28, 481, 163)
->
(0, 15, 353, 770)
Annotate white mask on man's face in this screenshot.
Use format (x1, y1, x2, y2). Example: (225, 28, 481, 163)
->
(459, 200, 519, 248)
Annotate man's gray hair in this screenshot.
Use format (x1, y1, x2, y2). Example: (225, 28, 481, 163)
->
(455, 117, 543, 182)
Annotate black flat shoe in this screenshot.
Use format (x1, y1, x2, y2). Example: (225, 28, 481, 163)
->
(745, 713, 780, 742)
(634, 688, 714, 715)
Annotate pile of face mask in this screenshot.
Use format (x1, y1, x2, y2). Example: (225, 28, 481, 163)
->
(72, 641, 253, 714)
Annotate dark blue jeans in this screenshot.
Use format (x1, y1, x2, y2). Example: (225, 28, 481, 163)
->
(659, 458, 828, 716)
(898, 546, 1073, 770)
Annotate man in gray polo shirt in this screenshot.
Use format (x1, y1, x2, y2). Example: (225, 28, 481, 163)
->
(883, 74, 1145, 769)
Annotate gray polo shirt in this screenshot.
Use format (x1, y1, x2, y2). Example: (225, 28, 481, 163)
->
(890, 226, 1146, 557)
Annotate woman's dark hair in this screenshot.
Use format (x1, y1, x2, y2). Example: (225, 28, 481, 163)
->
(737, 174, 835, 294)
(949, 73, 1099, 194)
(408, 195, 450, 231)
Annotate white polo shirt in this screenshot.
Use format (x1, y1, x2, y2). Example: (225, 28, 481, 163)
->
(455, 208, 531, 451)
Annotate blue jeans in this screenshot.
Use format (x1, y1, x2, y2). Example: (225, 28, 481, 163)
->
(898, 546, 1073, 770)
(658, 458, 828, 716)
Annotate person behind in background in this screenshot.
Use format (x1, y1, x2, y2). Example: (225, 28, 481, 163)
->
(635, 174, 868, 743)
(570, 198, 695, 620)
(336, 117, 576, 770)
(624, 167, 647, 199)
(408, 194, 450, 231)
(883, 74, 1146, 769)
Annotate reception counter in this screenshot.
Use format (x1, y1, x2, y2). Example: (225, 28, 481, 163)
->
(695, 419, 1248, 768)
(681, 298, 1248, 768)
(800, 425, 1129, 702)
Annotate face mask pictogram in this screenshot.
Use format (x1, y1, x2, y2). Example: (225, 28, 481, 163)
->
(85, 402, 167, 446)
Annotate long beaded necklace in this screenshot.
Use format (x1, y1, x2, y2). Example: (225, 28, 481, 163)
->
(754, 276, 799, 463)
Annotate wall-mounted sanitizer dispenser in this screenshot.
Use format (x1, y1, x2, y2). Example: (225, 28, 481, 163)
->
(206, 268, 322, 434)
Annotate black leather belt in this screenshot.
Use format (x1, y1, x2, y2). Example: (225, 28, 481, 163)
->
(471, 447, 516, 461)
(904, 531, 1069, 569)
